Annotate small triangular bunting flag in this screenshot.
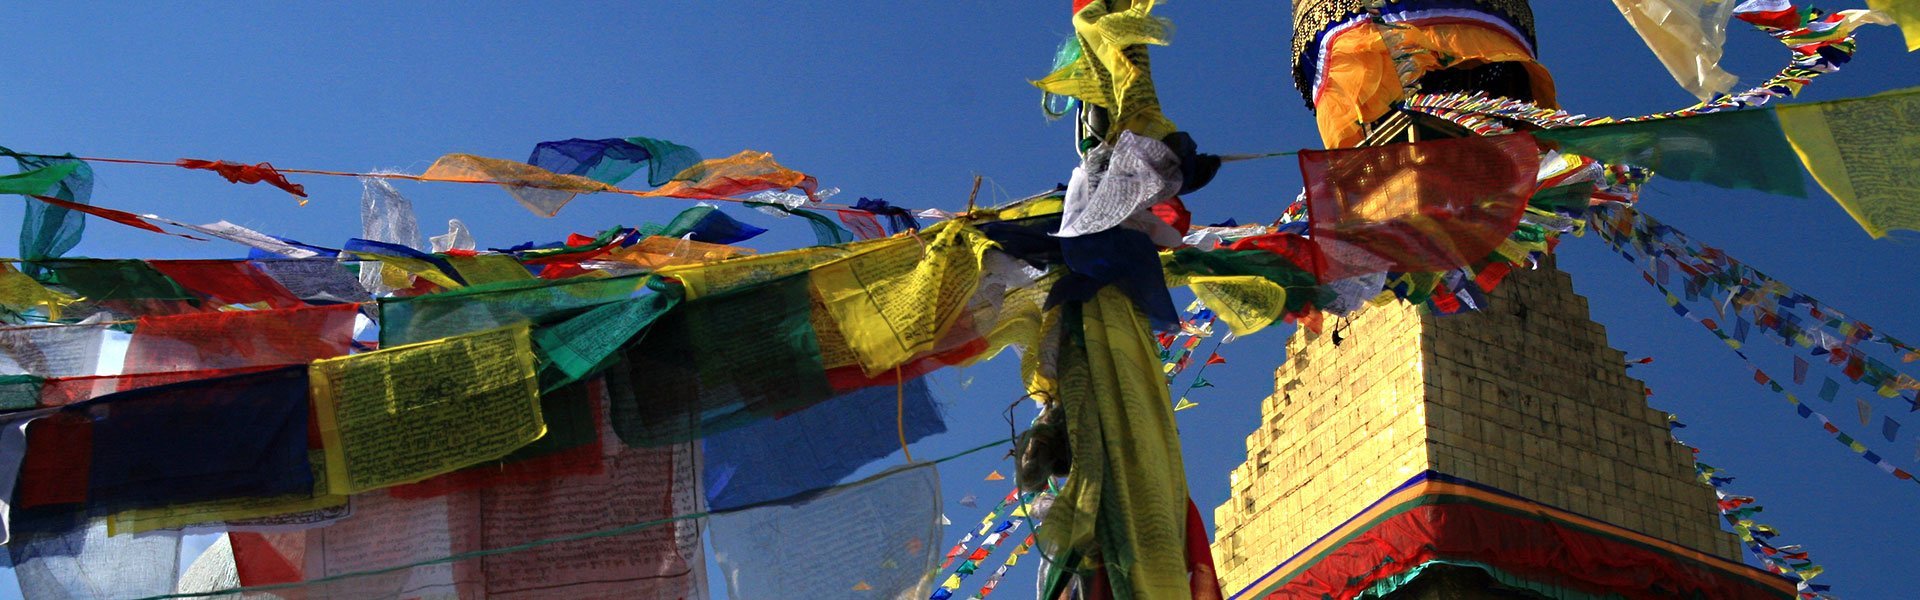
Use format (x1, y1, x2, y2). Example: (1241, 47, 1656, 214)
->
(959, 493, 978, 508)
(853, 581, 873, 591)
(1174, 398, 1199, 411)
(985, 471, 1006, 481)
(1205, 353, 1226, 366)
(1192, 377, 1214, 389)
(940, 514, 951, 526)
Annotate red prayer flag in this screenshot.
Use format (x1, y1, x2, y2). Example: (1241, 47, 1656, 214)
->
(147, 260, 304, 309)
(1302, 134, 1538, 280)
(29, 195, 204, 240)
(176, 158, 308, 199)
(1205, 353, 1226, 366)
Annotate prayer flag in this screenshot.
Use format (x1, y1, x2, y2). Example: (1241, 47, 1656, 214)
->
(422, 153, 616, 217)
(985, 471, 1006, 481)
(3, 154, 90, 270)
(310, 324, 545, 495)
(1206, 353, 1226, 366)
(1885, 416, 1902, 442)
(1611, 0, 1740, 100)
(1536, 108, 1806, 197)
(1776, 87, 1920, 238)
(1174, 398, 1199, 411)
(1869, 0, 1920, 51)
(701, 376, 944, 511)
(711, 464, 941, 600)
(146, 260, 304, 309)
(813, 224, 992, 375)
(1859, 398, 1874, 427)
(527, 136, 702, 187)
(1820, 378, 1840, 402)
(639, 151, 817, 201)
(1302, 134, 1538, 280)
(176, 159, 307, 199)
(1191, 377, 1214, 389)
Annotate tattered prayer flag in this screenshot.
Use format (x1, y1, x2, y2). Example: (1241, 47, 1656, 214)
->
(6, 153, 92, 270)
(310, 323, 545, 494)
(839, 209, 888, 240)
(985, 471, 1006, 481)
(146, 260, 304, 309)
(1859, 398, 1874, 427)
(638, 150, 818, 201)
(422, 153, 616, 217)
(527, 136, 702, 187)
(176, 159, 307, 199)
(1869, 0, 1920, 51)
(1611, 0, 1740, 100)
(1302, 134, 1538, 280)
(1885, 416, 1902, 442)
(0, 263, 78, 319)
(1776, 87, 1920, 238)
(1537, 108, 1806, 198)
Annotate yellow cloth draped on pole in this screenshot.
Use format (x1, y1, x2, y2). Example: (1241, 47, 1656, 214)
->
(812, 223, 993, 375)
(0, 263, 78, 319)
(106, 450, 345, 536)
(1314, 22, 1556, 148)
(311, 323, 545, 495)
(1041, 288, 1191, 599)
(1034, 0, 1178, 141)
(1610, 0, 1740, 101)
(1776, 87, 1920, 238)
(1867, 0, 1920, 51)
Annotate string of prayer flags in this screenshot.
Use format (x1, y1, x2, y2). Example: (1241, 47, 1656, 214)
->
(1690, 452, 1834, 597)
(527, 136, 703, 187)
(1302, 133, 1538, 280)
(701, 376, 944, 511)
(422, 153, 616, 217)
(1611, 0, 1741, 101)
(1868, 0, 1920, 51)
(310, 323, 545, 495)
(747, 200, 858, 246)
(853, 197, 923, 235)
(176, 158, 307, 200)
(1776, 86, 1920, 238)
(711, 463, 941, 600)
(968, 535, 1036, 600)
(6, 151, 92, 270)
(25, 195, 202, 242)
(343, 238, 467, 289)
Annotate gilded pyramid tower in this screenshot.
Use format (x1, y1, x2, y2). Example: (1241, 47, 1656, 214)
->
(1208, 1, 1791, 597)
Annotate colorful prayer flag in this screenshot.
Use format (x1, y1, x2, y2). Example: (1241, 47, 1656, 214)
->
(1869, 0, 1920, 51)
(1206, 353, 1226, 366)
(1173, 398, 1199, 412)
(1776, 87, 1920, 238)
(1537, 108, 1806, 198)
(984, 471, 1006, 481)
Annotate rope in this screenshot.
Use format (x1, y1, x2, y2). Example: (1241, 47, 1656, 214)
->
(125, 438, 1011, 600)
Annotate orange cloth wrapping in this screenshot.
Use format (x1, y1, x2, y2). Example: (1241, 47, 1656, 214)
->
(1314, 20, 1556, 148)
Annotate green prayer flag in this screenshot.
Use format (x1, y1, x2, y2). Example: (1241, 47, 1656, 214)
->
(0, 374, 44, 410)
(2, 154, 92, 272)
(43, 259, 194, 302)
(1191, 377, 1214, 389)
(533, 289, 680, 383)
(1535, 109, 1808, 198)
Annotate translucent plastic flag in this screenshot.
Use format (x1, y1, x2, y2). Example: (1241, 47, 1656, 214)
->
(1612, 0, 1741, 100)
(639, 151, 817, 201)
(310, 324, 545, 494)
(1303, 134, 1539, 280)
(428, 218, 475, 253)
(421, 154, 616, 217)
(1776, 87, 1920, 238)
(1536, 109, 1806, 197)
(702, 376, 944, 510)
(711, 463, 941, 600)
(358, 177, 424, 294)
(123, 303, 360, 375)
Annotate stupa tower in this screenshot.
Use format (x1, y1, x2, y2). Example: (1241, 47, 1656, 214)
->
(1208, 2, 1793, 598)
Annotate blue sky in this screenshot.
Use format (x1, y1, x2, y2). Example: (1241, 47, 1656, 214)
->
(1, 2, 1917, 598)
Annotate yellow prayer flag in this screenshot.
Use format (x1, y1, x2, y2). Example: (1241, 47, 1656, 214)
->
(811, 223, 993, 375)
(1611, 0, 1740, 100)
(1185, 275, 1290, 337)
(0, 263, 78, 319)
(1777, 88, 1920, 238)
(444, 254, 534, 285)
(1174, 398, 1199, 412)
(1869, 0, 1920, 51)
(310, 323, 545, 495)
(349, 252, 464, 289)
